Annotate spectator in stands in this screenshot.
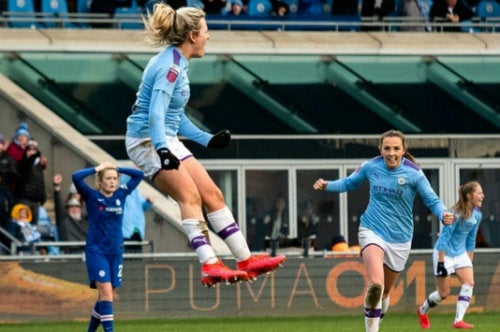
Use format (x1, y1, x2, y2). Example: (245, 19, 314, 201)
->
(125, 3, 286, 287)
(53, 174, 88, 253)
(331, 0, 359, 15)
(203, 0, 227, 14)
(401, 0, 431, 31)
(429, 0, 475, 32)
(6, 122, 30, 163)
(165, 0, 188, 10)
(120, 173, 153, 253)
(267, 196, 289, 256)
(246, 197, 267, 251)
(270, 0, 289, 16)
(37, 205, 60, 255)
(67, 181, 85, 210)
(361, 0, 396, 30)
(10, 203, 41, 244)
(0, 134, 17, 233)
(15, 140, 47, 226)
(298, 199, 319, 251)
(72, 162, 143, 332)
(227, 0, 246, 15)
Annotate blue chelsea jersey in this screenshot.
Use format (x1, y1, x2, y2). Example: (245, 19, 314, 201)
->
(435, 207, 482, 257)
(325, 156, 446, 243)
(72, 167, 144, 254)
(126, 46, 212, 151)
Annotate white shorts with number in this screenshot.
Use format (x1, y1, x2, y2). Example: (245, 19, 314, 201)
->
(125, 136, 193, 179)
(358, 227, 411, 272)
(432, 249, 472, 276)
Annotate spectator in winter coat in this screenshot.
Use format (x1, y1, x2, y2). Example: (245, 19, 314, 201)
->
(15, 140, 47, 225)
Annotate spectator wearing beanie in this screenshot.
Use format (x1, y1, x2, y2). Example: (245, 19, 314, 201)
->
(6, 122, 30, 163)
(15, 140, 47, 225)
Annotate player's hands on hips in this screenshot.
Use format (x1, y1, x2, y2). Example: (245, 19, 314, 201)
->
(436, 261, 448, 277)
(157, 148, 180, 170)
(208, 129, 231, 149)
(313, 178, 328, 191)
(441, 211, 455, 225)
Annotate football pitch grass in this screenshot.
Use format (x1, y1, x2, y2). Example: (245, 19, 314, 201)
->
(0, 312, 498, 332)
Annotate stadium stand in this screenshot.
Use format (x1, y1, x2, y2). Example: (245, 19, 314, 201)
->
(477, 0, 500, 31)
(6, 0, 40, 28)
(0, 0, 498, 31)
(40, 0, 71, 28)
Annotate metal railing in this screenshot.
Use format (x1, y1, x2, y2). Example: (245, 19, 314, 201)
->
(0, 234, 154, 255)
(1, 11, 499, 32)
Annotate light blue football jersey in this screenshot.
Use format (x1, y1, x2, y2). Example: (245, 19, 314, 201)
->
(325, 156, 446, 243)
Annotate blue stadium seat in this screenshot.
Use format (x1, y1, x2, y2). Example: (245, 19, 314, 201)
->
(114, 0, 143, 29)
(322, 0, 333, 15)
(73, 0, 94, 28)
(284, 0, 299, 16)
(248, 0, 272, 16)
(476, 0, 500, 31)
(476, 0, 500, 18)
(7, 0, 40, 28)
(76, 0, 92, 13)
(41, 0, 72, 28)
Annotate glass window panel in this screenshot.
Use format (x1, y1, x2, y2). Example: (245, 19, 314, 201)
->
(245, 170, 289, 252)
(207, 169, 238, 220)
(459, 168, 500, 248)
(296, 169, 340, 251)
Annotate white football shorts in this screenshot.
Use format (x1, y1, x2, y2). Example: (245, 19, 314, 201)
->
(432, 249, 472, 276)
(358, 226, 411, 272)
(125, 136, 193, 179)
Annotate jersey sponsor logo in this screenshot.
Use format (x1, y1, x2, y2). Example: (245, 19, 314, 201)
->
(166, 65, 180, 83)
(105, 207, 123, 214)
(372, 185, 403, 197)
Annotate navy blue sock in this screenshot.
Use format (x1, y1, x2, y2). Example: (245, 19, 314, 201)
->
(99, 300, 114, 332)
(87, 301, 101, 332)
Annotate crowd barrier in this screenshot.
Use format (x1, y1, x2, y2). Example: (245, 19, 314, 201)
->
(0, 251, 498, 321)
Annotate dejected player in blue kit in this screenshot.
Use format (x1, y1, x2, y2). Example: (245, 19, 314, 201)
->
(125, 4, 285, 288)
(72, 162, 143, 332)
(313, 129, 455, 332)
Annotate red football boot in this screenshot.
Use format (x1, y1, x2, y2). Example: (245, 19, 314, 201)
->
(417, 307, 431, 329)
(201, 260, 248, 287)
(453, 321, 474, 329)
(237, 254, 286, 280)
